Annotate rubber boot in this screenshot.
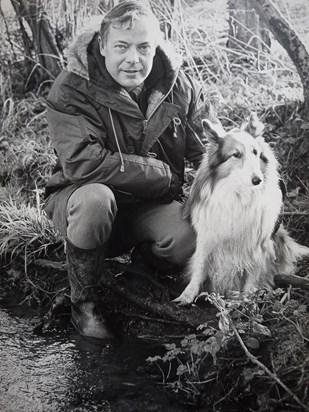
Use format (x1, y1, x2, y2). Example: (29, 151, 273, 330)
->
(66, 238, 114, 340)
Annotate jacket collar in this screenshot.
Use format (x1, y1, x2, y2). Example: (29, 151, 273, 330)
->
(65, 31, 182, 116)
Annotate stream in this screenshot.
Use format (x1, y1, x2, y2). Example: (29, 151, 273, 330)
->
(0, 301, 189, 412)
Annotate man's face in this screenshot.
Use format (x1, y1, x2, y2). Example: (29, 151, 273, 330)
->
(100, 17, 157, 91)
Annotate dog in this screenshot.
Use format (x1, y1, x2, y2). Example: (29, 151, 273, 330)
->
(174, 112, 309, 305)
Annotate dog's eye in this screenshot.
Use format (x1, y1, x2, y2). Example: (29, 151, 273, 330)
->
(260, 153, 268, 163)
(253, 148, 258, 155)
(232, 151, 242, 158)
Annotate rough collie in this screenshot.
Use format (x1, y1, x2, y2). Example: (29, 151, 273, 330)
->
(174, 113, 309, 305)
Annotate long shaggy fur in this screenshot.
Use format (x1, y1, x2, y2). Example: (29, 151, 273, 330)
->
(174, 113, 309, 305)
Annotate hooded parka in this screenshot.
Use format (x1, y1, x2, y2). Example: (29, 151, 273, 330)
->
(44, 31, 214, 234)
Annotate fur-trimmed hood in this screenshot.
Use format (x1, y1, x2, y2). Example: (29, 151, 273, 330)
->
(65, 30, 182, 96)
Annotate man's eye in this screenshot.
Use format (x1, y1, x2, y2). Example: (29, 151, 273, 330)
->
(115, 45, 127, 50)
(232, 151, 242, 158)
(138, 45, 151, 54)
(260, 153, 268, 163)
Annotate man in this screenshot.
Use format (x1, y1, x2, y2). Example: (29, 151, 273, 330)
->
(44, 1, 217, 340)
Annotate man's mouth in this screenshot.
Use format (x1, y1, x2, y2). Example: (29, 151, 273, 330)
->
(123, 69, 140, 73)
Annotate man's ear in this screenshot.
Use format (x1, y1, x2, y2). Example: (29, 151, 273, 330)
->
(202, 119, 225, 144)
(242, 112, 264, 138)
(98, 36, 106, 57)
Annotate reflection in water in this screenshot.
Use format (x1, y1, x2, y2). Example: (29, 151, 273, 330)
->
(0, 305, 184, 412)
(0, 308, 77, 412)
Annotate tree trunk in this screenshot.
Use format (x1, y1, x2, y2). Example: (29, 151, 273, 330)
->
(10, 0, 64, 81)
(37, 12, 65, 79)
(227, 0, 271, 54)
(9, 0, 35, 72)
(247, 0, 309, 117)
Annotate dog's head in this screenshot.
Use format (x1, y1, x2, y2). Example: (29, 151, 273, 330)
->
(201, 113, 277, 190)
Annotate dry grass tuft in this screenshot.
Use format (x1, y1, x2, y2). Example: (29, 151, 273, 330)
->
(0, 94, 56, 192)
(0, 194, 63, 260)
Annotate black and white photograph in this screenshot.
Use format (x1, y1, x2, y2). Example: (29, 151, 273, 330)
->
(0, 0, 309, 411)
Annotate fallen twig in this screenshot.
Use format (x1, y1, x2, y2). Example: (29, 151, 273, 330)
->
(274, 274, 309, 291)
(283, 211, 308, 216)
(32, 259, 67, 271)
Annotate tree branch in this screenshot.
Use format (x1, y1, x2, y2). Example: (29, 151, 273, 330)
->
(274, 274, 309, 291)
(101, 264, 214, 329)
(247, 0, 309, 115)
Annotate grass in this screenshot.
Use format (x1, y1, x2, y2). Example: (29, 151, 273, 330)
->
(0, 93, 58, 259)
(0, 192, 63, 261)
(0, 93, 56, 198)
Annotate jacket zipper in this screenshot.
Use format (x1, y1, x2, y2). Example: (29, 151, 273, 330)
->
(143, 119, 148, 135)
(109, 108, 125, 172)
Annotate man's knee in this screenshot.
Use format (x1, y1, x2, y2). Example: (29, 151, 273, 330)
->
(152, 224, 196, 266)
(67, 183, 117, 221)
(67, 183, 117, 248)
(131, 200, 196, 266)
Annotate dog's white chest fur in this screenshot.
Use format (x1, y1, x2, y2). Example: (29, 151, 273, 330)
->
(190, 177, 282, 295)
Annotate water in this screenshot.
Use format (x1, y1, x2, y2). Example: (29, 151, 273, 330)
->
(0, 303, 188, 412)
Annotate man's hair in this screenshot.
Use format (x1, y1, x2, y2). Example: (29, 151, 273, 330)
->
(100, 1, 163, 44)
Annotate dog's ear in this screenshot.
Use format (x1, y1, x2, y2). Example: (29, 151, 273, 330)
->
(202, 119, 225, 144)
(242, 112, 264, 137)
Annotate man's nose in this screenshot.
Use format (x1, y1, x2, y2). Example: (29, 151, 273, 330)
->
(126, 48, 139, 64)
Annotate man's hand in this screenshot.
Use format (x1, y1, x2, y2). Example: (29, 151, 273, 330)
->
(160, 173, 182, 204)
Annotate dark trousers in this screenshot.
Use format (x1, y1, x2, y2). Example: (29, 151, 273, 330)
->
(66, 183, 196, 265)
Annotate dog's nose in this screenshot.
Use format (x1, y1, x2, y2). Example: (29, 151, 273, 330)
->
(252, 176, 262, 185)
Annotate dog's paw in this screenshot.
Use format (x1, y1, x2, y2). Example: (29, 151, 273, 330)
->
(172, 296, 193, 306)
(172, 287, 198, 306)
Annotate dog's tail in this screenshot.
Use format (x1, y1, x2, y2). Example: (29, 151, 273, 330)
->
(273, 225, 309, 275)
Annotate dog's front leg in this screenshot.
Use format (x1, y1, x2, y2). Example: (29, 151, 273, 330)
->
(173, 239, 212, 306)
